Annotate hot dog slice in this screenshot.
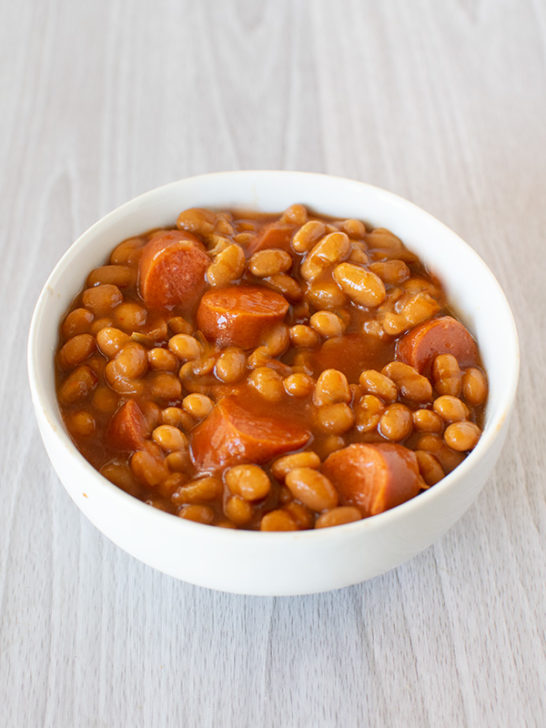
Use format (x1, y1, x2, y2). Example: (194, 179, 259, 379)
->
(312, 333, 394, 382)
(396, 316, 479, 375)
(138, 230, 209, 311)
(191, 396, 311, 471)
(107, 400, 148, 452)
(247, 223, 294, 255)
(196, 285, 289, 349)
(322, 443, 421, 517)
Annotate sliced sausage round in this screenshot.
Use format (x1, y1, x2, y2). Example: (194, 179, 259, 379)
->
(138, 230, 209, 311)
(196, 285, 289, 349)
(191, 395, 311, 471)
(322, 442, 421, 517)
(106, 400, 148, 452)
(396, 315, 479, 375)
(247, 223, 294, 255)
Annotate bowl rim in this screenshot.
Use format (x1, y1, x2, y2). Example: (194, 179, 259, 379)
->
(27, 170, 520, 542)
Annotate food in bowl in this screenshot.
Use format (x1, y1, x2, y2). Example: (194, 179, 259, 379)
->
(55, 203, 488, 531)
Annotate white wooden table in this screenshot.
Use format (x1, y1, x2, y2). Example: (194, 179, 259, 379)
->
(2, 1, 545, 725)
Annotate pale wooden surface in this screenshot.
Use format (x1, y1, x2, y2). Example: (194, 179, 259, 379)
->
(1, 0, 545, 726)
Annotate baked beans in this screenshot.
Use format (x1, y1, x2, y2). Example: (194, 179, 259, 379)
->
(56, 204, 487, 529)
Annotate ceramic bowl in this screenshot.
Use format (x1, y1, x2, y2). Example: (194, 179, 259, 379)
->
(27, 171, 519, 595)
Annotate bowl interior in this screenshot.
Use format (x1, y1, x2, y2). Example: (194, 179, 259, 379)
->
(28, 171, 519, 529)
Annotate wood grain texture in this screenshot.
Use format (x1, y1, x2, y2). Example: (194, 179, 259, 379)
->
(1, 0, 545, 726)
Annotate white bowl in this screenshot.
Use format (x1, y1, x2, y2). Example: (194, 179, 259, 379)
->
(27, 171, 519, 596)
